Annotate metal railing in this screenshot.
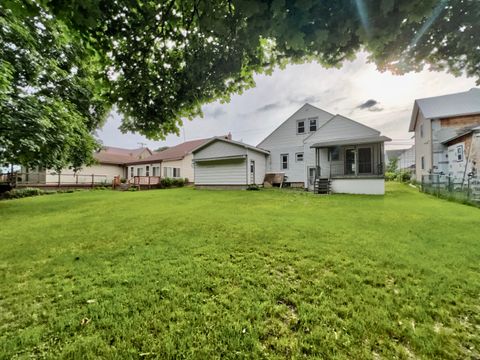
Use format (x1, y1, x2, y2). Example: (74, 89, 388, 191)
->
(421, 175, 480, 204)
(329, 162, 384, 178)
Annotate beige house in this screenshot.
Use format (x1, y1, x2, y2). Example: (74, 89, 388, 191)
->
(19, 147, 152, 186)
(409, 88, 480, 181)
(126, 137, 215, 183)
(19, 136, 231, 187)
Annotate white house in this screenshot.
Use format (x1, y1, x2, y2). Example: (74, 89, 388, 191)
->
(409, 88, 480, 181)
(192, 137, 269, 189)
(258, 104, 391, 194)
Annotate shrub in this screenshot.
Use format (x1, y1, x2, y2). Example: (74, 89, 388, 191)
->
(3, 188, 45, 199)
(396, 170, 411, 183)
(247, 184, 260, 191)
(384, 172, 396, 181)
(160, 177, 173, 188)
(120, 178, 127, 184)
(173, 178, 185, 187)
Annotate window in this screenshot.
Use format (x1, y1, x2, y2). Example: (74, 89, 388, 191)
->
(146, 165, 150, 176)
(421, 156, 425, 170)
(297, 120, 305, 134)
(309, 117, 318, 132)
(281, 154, 289, 170)
(329, 147, 340, 161)
(420, 124, 424, 138)
(456, 145, 464, 161)
(164, 167, 181, 178)
(295, 152, 304, 162)
(137, 167, 143, 176)
(130, 167, 134, 178)
(152, 166, 160, 176)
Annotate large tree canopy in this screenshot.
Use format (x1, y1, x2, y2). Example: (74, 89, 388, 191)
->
(1, 0, 479, 168)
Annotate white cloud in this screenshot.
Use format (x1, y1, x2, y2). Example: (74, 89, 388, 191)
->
(97, 52, 477, 150)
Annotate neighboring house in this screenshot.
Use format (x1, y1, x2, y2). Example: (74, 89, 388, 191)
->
(397, 146, 416, 171)
(19, 137, 230, 186)
(385, 146, 415, 171)
(126, 137, 216, 182)
(443, 126, 480, 181)
(192, 137, 269, 189)
(20, 146, 152, 186)
(409, 88, 480, 181)
(258, 104, 391, 194)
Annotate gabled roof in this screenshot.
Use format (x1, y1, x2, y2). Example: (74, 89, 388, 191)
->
(409, 88, 480, 131)
(94, 146, 152, 165)
(127, 138, 212, 165)
(257, 103, 334, 147)
(192, 137, 270, 155)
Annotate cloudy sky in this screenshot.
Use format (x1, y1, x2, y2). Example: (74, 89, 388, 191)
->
(97, 52, 477, 151)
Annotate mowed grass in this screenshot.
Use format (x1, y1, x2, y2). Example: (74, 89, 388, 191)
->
(0, 183, 479, 359)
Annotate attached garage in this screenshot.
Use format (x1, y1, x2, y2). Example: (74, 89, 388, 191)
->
(192, 137, 269, 189)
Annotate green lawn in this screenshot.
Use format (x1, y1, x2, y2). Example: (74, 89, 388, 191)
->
(0, 183, 479, 359)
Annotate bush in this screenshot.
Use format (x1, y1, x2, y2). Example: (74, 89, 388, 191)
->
(396, 170, 411, 183)
(247, 184, 260, 191)
(385, 172, 396, 181)
(159, 177, 185, 188)
(173, 178, 185, 187)
(160, 177, 173, 188)
(3, 187, 45, 199)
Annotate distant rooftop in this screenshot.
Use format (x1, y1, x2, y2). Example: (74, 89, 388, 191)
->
(410, 88, 480, 131)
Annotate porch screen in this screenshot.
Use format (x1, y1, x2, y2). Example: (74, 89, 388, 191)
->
(358, 148, 372, 174)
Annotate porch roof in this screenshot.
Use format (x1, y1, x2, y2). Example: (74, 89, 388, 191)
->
(309, 135, 391, 148)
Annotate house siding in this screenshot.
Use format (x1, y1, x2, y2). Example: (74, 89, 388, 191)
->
(414, 111, 433, 181)
(247, 150, 267, 185)
(193, 139, 267, 187)
(194, 159, 247, 185)
(258, 104, 333, 183)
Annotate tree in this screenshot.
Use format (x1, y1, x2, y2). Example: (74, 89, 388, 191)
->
(0, 0, 110, 170)
(387, 157, 399, 173)
(2, 0, 479, 168)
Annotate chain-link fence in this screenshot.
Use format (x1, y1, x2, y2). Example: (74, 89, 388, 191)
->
(421, 175, 480, 205)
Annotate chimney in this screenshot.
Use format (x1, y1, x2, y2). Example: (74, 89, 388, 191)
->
(227, 132, 232, 140)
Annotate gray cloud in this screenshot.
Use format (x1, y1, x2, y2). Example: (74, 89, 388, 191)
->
(356, 99, 384, 112)
(204, 107, 227, 119)
(358, 99, 379, 109)
(256, 101, 283, 113)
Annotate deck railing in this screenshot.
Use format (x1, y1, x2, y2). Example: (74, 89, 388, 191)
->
(130, 176, 161, 186)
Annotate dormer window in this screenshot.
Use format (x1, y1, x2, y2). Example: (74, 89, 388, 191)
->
(297, 120, 305, 134)
(309, 117, 318, 132)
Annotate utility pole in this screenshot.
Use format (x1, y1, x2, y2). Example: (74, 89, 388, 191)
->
(138, 142, 147, 148)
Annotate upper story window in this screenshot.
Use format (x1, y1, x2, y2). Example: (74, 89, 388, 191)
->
(295, 152, 304, 162)
(309, 117, 318, 132)
(456, 145, 464, 161)
(420, 124, 424, 138)
(281, 154, 289, 170)
(297, 120, 305, 134)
